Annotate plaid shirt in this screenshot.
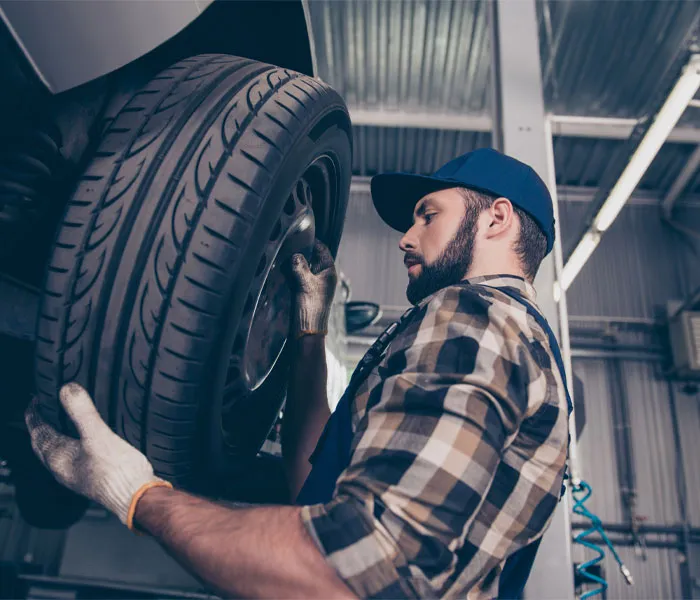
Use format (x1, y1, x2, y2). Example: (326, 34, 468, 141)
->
(301, 275, 569, 599)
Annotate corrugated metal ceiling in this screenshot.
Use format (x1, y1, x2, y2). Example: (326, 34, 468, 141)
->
(553, 138, 700, 193)
(307, 0, 492, 114)
(537, 0, 700, 119)
(308, 0, 700, 120)
(352, 132, 700, 193)
(352, 126, 491, 176)
(306, 0, 700, 195)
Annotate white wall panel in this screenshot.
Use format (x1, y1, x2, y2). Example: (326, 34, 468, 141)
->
(561, 200, 689, 319)
(336, 190, 408, 307)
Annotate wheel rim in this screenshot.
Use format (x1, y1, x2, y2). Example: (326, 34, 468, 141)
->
(219, 154, 338, 448)
(241, 208, 313, 392)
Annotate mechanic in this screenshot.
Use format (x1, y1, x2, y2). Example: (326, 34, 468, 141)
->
(26, 148, 571, 599)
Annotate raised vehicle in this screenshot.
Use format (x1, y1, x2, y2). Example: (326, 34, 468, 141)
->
(0, 0, 353, 528)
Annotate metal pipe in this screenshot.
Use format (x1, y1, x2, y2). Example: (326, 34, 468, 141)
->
(606, 350, 643, 557)
(568, 315, 660, 327)
(570, 348, 665, 362)
(666, 379, 694, 598)
(571, 341, 665, 354)
(572, 536, 684, 550)
(571, 519, 700, 551)
(571, 522, 700, 536)
(545, 116, 581, 484)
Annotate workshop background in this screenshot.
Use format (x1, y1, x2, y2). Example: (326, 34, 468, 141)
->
(3, 1, 700, 599)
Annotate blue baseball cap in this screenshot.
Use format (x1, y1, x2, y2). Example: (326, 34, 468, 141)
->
(371, 148, 555, 254)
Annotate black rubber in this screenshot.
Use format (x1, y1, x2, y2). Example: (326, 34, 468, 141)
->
(34, 54, 351, 489)
(0, 108, 74, 283)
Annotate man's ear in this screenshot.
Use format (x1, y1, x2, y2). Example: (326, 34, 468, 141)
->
(484, 197, 515, 239)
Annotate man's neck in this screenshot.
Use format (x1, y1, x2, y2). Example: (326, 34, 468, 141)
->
(464, 249, 525, 281)
(463, 266, 527, 282)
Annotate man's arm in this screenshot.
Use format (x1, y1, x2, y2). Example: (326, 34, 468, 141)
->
(24, 384, 354, 599)
(282, 334, 330, 500)
(134, 485, 353, 599)
(283, 242, 337, 500)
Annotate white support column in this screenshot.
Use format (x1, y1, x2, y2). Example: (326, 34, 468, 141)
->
(491, 1, 575, 598)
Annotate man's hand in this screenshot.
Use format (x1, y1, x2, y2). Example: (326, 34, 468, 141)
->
(25, 384, 168, 526)
(25, 388, 353, 598)
(289, 240, 337, 338)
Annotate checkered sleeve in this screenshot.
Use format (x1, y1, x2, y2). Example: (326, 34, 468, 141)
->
(301, 285, 557, 598)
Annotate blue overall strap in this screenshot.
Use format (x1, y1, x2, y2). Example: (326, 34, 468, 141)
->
(296, 307, 419, 506)
(493, 288, 573, 417)
(491, 286, 573, 600)
(294, 376, 357, 505)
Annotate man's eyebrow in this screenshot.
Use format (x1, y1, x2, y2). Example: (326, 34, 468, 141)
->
(413, 197, 436, 218)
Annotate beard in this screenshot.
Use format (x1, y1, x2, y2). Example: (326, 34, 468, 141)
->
(405, 207, 479, 305)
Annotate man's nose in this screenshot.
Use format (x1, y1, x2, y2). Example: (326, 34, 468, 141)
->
(399, 227, 418, 253)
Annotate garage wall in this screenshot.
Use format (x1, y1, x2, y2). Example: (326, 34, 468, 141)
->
(336, 189, 407, 307)
(570, 544, 686, 600)
(569, 359, 700, 599)
(571, 359, 684, 525)
(560, 197, 700, 318)
(562, 199, 700, 598)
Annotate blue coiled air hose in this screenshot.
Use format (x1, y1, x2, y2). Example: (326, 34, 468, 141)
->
(572, 480, 634, 599)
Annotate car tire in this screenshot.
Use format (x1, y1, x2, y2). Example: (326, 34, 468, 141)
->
(0, 108, 75, 283)
(34, 54, 351, 491)
(7, 426, 91, 529)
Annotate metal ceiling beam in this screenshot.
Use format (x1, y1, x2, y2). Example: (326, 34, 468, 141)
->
(350, 178, 700, 208)
(348, 107, 492, 132)
(350, 177, 371, 193)
(661, 145, 700, 217)
(551, 115, 700, 143)
(348, 108, 700, 143)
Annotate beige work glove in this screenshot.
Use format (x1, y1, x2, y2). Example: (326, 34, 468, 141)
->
(25, 383, 170, 529)
(289, 240, 337, 338)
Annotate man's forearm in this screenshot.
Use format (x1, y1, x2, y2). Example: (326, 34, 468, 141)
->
(134, 485, 353, 599)
(282, 334, 331, 500)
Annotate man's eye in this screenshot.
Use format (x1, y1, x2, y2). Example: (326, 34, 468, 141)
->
(424, 213, 436, 224)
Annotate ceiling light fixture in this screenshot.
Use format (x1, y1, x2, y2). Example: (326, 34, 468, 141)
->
(558, 54, 700, 292)
(560, 231, 601, 291)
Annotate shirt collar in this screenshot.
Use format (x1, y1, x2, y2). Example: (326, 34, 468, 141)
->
(465, 274, 538, 304)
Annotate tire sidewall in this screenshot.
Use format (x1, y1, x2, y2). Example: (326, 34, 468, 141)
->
(202, 108, 352, 480)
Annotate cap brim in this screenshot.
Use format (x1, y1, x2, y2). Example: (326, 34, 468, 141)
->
(371, 173, 459, 233)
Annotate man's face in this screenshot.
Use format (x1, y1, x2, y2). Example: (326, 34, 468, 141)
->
(399, 188, 481, 305)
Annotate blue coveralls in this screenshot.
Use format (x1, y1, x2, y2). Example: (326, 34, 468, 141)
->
(297, 288, 573, 599)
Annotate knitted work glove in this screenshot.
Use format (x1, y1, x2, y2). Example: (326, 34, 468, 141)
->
(289, 240, 337, 338)
(25, 383, 170, 528)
